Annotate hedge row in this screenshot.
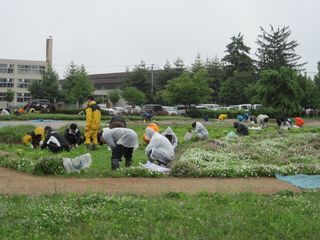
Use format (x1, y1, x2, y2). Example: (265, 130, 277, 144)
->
(186, 108, 308, 119)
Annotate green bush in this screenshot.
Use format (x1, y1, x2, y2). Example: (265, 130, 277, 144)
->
(187, 108, 299, 119)
(170, 161, 200, 177)
(0, 125, 35, 144)
(33, 157, 66, 175)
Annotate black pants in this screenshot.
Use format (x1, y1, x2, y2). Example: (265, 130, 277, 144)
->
(111, 145, 133, 170)
(112, 145, 133, 160)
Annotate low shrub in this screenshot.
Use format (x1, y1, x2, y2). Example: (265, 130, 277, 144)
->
(170, 161, 200, 177)
(33, 157, 66, 175)
(0, 125, 35, 144)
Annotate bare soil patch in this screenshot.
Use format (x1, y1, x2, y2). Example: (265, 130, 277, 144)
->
(0, 167, 299, 196)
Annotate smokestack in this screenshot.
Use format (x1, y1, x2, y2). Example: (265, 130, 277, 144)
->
(46, 36, 53, 68)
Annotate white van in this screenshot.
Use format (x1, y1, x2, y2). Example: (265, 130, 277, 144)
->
(199, 104, 221, 110)
(227, 104, 262, 110)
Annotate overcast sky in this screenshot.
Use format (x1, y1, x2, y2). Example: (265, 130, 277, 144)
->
(1, 0, 319, 77)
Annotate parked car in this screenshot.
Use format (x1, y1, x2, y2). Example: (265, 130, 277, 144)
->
(26, 99, 56, 113)
(198, 104, 221, 110)
(112, 107, 126, 115)
(98, 104, 117, 116)
(174, 105, 186, 116)
(163, 106, 178, 116)
(124, 105, 141, 114)
(143, 104, 167, 115)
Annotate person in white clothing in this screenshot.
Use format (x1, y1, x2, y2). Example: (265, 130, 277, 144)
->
(145, 128, 174, 166)
(161, 127, 178, 150)
(100, 127, 139, 171)
(191, 122, 208, 140)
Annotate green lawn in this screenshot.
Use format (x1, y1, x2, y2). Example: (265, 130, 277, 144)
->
(1, 191, 320, 240)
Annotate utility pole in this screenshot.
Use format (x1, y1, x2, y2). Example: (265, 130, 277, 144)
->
(151, 64, 154, 95)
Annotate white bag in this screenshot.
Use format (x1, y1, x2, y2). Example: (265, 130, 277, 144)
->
(139, 161, 170, 173)
(63, 153, 92, 173)
(184, 131, 193, 141)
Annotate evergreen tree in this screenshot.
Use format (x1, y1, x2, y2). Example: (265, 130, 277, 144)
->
(256, 25, 306, 71)
(61, 63, 94, 107)
(124, 61, 151, 101)
(205, 57, 224, 103)
(191, 53, 205, 73)
(222, 33, 255, 75)
(255, 67, 304, 114)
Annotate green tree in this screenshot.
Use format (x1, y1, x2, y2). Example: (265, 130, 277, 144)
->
(256, 25, 306, 71)
(61, 62, 78, 104)
(205, 57, 224, 103)
(122, 87, 145, 107)
(222, 33, 255, 75)
(61, 63, 94, 107)
(71, 65, 94, 107)
(163, 70, 213, 109)
(4, 89, 14, 108)
(314, 61, 320, 89)
(154, 60, 182, 92)
(108, 90, 120, 106)
(219, 71, 254, 105)
(28, 67, 60, 103)
(125, 61, 151, 100)
(255, 67, 304, 114)
(191, 53, 205, 73)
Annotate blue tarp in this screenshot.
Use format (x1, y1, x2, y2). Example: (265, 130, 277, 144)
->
(29, 119, 60, 123)
(276, 174, 320, 189)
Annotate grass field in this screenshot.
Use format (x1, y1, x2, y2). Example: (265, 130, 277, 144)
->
(1, 121, 320, 177)
(1, 191, 320, 240)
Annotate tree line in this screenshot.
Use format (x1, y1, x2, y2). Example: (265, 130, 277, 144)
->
(123, 25, 320, 114)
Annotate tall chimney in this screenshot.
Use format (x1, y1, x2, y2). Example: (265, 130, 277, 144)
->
(46, 36, 53, 68)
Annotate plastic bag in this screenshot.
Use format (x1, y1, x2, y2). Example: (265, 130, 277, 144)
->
(184, 131, 193, 141)
(63, 153, 92, 173)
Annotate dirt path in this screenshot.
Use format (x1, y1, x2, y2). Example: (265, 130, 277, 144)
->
(0, 167, 299, 196)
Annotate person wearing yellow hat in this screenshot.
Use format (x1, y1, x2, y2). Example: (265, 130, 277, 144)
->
(22, 127, 45, 149)
(84, 98, 101, 150)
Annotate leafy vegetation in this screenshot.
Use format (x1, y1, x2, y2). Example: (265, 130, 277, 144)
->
(1, 191, 320, 239)
(1, 121, 320, 178)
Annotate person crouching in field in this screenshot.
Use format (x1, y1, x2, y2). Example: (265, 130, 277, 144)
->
(100, 128, 139, 171)
(218, 114, 228, 121)
(143, 122, 160, 144)
(294, 117, 305, 128)
(41, 126, 71, 153)
(191, 122, 208, 140)
(64, 123, 84, 148)
(145, 127, 174, 166)
(161, 127, 178, 150)
(22, 127, 45, 149)
(257, 114, 269, 128)
(276, 117, 292, 129)
(234, 122, 249, 136)
(109, 115, 126, 129)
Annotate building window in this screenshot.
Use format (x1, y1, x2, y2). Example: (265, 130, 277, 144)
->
(17, 65, 45, 75)
(0, 64, 14, 74)
(16, 93, 31, 102)
(17, 79, 38, 88)
(94, 83, 120, 90)
(0, 92, 6, 101)
(0, 78, 14, 88)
